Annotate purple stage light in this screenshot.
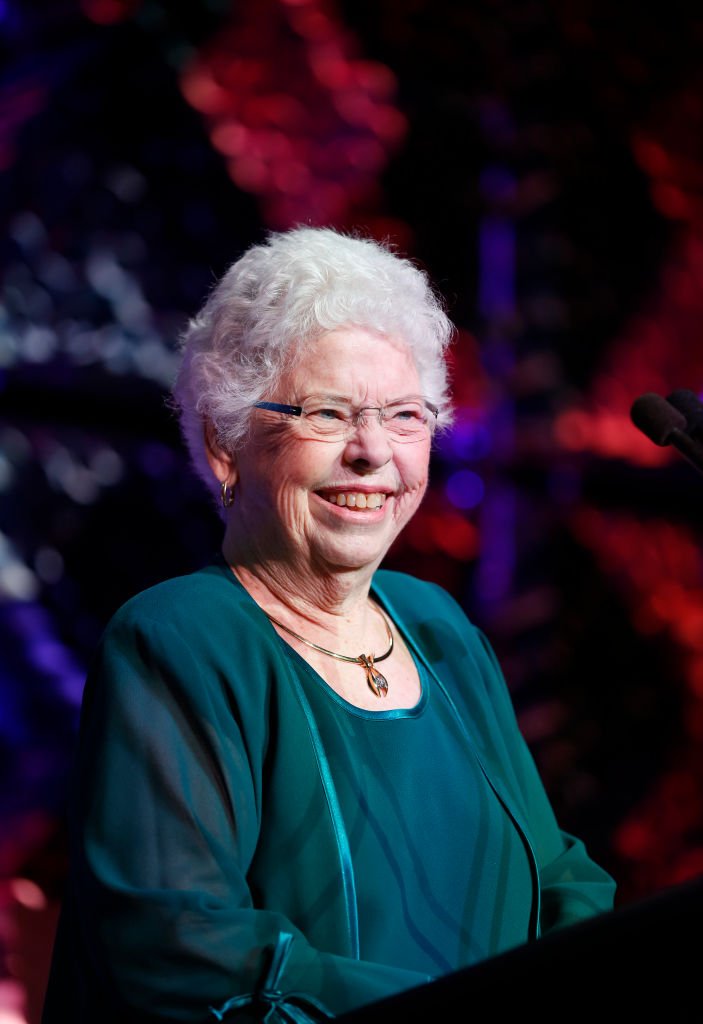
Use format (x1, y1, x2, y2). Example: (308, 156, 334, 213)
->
(445, 469, 485, 510)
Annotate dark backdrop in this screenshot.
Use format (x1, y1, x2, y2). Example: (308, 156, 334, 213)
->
(2, 2, 703, 1020)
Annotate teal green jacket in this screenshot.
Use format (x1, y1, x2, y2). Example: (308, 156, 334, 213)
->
(43, 560, 615, 1023)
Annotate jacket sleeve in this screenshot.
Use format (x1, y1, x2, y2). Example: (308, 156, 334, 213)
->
(473, 628, 616, 934)
(50, 607, 431, 1024)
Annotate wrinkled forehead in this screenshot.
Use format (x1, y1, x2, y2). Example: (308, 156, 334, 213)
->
(278, 327, 421, 403)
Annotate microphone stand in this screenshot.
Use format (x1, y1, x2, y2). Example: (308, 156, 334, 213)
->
(665, 428, 703, 478)
(630, 392, 703, 479)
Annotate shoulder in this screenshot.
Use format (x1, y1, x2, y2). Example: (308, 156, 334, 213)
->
(373, 568, 502, 684)
(373, 567, 451, 601)
(111, 559, 253, 629)
(86, 560, 285, 724)
(101, 559, 276, 669)
(373, 568, 477, 632)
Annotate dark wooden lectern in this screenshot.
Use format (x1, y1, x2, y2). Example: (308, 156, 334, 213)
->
(337, 876, 703, 1023)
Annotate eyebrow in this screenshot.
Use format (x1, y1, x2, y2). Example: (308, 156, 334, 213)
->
(302, 393, 351, 403)
(300, 393, 426, 405)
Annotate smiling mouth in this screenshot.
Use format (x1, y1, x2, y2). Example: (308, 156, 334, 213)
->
(319, 491, 387, 510)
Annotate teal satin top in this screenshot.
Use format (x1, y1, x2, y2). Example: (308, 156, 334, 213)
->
(293, 653, 533, 973)
(42, 560, 616, 1023)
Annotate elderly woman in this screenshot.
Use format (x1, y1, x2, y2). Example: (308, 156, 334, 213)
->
(43, 227, 615, 1023)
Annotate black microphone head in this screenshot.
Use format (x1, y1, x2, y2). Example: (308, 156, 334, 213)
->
(666, 388, 703, 436)
(630, 392, 687, 446)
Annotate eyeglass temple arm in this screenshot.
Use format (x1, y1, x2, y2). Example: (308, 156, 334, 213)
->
(253, 402, 303, 417)
(255, 399, 438, 421)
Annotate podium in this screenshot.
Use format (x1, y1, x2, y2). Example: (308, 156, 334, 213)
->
(336, 876, 703, 1022)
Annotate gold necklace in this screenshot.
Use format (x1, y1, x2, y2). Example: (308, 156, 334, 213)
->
(264, 605, 394, 698)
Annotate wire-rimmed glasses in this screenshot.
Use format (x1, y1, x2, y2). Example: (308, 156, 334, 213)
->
(253, 396, 438, 442)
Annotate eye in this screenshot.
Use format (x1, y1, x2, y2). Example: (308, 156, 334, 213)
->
(302, 402, 353, 431)
(309, 406, 348, 421)
(388, 404, 424, 422)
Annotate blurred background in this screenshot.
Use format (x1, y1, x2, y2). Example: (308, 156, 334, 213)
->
(2, 1, 703, 1020)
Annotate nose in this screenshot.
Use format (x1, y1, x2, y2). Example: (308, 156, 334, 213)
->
(342, 415, 393, 470)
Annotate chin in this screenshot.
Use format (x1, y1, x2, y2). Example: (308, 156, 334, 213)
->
(313, 538, 391, 574)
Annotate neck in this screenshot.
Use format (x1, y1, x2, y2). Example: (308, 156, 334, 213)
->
(221, 525, 380, 635)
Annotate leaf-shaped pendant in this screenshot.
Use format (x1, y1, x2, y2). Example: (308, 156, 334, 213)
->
(359, 654, 389, 698)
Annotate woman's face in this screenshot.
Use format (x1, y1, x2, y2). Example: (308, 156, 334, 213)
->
(228, 328, 432, 580)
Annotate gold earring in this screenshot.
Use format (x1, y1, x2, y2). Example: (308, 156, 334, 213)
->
(220, 481, 235, 508)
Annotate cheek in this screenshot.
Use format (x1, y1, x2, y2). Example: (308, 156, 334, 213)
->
(391, 446, 430, 521)
(398, 444, 431, 492)
(274, 441, 336, 495)
(244, 431, 312, 486)
(245, 435, 333, 513)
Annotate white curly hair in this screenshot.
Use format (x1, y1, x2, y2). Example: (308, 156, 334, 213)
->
(172, 226, 455, 499)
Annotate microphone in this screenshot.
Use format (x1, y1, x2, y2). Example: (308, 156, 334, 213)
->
(630, 391, 703, 477)
(666, 388, 703, 439)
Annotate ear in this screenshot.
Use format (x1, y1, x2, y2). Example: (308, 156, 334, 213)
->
(203, 420, 238, 487)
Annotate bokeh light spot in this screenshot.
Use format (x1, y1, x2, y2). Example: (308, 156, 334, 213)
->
(446, 469, 485, 510)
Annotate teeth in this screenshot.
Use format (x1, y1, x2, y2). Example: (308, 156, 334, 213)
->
(324, 492, 385, 509)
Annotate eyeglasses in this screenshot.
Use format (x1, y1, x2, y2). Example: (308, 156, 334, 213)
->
(253, 396, 438, 442)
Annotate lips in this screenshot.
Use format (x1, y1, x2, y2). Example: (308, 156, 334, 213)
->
(318, 491, 387, 509)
